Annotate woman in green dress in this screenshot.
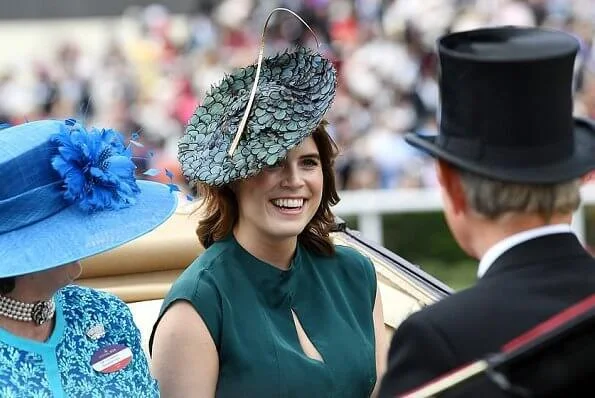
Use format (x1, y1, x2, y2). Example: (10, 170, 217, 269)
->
(150, 9, 386, 397)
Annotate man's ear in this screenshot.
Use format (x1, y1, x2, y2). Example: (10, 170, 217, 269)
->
(435, 160, 467, 215)
(582, 171, 594, 185)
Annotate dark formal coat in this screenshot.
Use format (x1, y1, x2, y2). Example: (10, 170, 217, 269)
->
(378, 232, 595, 397)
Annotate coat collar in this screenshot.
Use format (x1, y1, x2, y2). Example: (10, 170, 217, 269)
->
(478, 224, 574, 278)
(481, 232, 589, 280)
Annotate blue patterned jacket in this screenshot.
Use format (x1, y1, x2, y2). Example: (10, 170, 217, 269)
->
(0, 285, 158, 397)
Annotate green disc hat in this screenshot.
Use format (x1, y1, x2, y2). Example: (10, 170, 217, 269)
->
(178, 9, 337, 187)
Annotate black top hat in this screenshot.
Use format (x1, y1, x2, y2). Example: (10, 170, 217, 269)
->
(405, 26, 595, 183)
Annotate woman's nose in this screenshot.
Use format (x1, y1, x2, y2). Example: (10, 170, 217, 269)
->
(281, 166, 305, 188)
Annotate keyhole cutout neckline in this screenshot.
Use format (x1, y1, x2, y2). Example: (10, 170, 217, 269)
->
(291, 308, 324, 363)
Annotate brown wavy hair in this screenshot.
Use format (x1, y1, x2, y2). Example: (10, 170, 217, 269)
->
(195, 121, 340, 256)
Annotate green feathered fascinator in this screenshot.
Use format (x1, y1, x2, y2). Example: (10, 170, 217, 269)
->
(179, 8, 337, 187)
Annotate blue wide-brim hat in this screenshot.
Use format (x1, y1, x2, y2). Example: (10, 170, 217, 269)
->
(0, 119, 178, 278)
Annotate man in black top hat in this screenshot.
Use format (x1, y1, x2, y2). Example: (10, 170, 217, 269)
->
(378, 26, 595, 397)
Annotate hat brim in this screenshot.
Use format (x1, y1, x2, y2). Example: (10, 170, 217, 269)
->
(405, 119, 595, 183)
(0, 180, 177, 278)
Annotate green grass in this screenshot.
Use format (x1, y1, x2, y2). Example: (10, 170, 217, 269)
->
(339, 213, 477, 291)
(416, 260, 477, 291)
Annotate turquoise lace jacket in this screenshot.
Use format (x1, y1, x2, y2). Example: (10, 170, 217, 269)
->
(0, 285, 158, 397)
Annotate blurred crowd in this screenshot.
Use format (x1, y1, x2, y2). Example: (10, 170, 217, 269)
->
(0, 0, 594, 192)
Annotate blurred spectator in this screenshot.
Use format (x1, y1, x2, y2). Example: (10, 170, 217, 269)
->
(32, 65, 59, 118)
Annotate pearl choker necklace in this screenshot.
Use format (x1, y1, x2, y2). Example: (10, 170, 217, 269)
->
(0, 295, 55, 325)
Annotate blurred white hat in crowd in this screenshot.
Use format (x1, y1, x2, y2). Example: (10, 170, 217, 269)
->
(343, 40, 418, 101)
(382, 0, 456, 47)
(450, 9, 487, 32)
(214, 0, 254, 28)
(489, 0, 536, 27)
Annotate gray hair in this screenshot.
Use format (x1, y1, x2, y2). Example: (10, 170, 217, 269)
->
(458, 170, 581, 220)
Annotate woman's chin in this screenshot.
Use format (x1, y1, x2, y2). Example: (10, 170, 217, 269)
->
(266, 221, 308, 240)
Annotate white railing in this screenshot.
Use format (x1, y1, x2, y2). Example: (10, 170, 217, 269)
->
(334, 185, 595, 246)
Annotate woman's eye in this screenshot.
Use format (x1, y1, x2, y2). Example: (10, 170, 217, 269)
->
(302, 158, 320, 167)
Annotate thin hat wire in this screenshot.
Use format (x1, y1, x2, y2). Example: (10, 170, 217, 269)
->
(227, 7, 321, 157)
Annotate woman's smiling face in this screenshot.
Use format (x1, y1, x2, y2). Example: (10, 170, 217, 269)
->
(233, 136, 323, 243)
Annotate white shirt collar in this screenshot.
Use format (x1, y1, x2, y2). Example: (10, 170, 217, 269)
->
(477, 224, 574, 278)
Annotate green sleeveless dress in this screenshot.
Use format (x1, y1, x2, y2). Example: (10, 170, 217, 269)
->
(150, 234, 377, 397)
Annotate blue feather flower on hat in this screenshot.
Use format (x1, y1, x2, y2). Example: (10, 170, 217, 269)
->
(50, 122, 140, 212)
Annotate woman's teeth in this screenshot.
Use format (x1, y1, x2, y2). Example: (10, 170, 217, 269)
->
(272, 198, 304, 208)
